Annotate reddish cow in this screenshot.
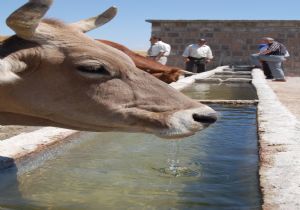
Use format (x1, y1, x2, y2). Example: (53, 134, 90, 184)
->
(98, 40, 185, 83)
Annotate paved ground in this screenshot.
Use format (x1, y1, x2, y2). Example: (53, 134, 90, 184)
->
(268, 77, 300, 120)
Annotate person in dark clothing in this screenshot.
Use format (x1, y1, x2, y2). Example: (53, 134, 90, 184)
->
(261, 61, 273, 79)
(257, 43, 273, 79)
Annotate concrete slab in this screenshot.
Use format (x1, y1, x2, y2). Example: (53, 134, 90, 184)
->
(252, 69, 300, 210)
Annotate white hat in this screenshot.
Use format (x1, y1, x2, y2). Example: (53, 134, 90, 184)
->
(262, 37, 274, 41)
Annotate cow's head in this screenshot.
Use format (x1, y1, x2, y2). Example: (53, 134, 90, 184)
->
(0, 0, 217, 139)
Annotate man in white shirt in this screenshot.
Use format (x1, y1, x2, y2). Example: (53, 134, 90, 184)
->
(147, 36, 169, 65)
(158, 38, 171, 57)
(182, 39, 213, 73)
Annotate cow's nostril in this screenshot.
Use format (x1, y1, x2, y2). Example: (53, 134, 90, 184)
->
(192, 113, 217, 124)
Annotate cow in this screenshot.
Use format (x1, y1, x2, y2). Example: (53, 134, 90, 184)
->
(0, 0, 217, 139)
(98, 40, 188, 84)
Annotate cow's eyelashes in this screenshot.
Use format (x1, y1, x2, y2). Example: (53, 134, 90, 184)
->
(77, 65, 111, 76)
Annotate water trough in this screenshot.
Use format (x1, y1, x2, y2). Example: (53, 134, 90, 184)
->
(0, 66, 299, 209)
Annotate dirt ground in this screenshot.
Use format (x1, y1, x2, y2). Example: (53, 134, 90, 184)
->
(268, 76, 300, 120)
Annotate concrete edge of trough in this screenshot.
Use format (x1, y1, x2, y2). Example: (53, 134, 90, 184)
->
(0, 66, 226, 169)
(170, 66, 226, 90)
(0, 127, 78, 169)
(252, 68, 300, 210)
(197, 99, 258, 105)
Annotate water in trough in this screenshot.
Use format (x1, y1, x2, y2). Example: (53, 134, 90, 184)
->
(0, 82, 261, 209)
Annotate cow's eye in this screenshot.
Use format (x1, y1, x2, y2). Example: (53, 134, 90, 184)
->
(77, 65, 111, 76)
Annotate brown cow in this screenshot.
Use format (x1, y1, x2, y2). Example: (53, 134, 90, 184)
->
(0, 0, 216, 139)
(98, 40, 187, 83)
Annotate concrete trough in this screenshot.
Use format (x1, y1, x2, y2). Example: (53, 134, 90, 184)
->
(215, 71, 252, 75)
(197, 99, 258, 105)
(233, 65, 254, 71)
(222, 78, 252, 83)
(212, 74, 252, 78)
(222, 65, 253, 72)
(195, 77, 252, 84)
(195, 78, 223, 83)
(0, 66, 299, 209)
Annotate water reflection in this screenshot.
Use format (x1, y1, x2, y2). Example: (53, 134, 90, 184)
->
(182, 83, 258, 100)
(0, 105, 261, 209)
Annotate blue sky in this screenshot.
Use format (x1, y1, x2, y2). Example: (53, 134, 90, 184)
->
(1, 0, 300, 50)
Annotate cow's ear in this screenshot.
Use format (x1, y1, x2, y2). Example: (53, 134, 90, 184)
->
(70, 6, 117, 33)
(0, 58, 27, 84)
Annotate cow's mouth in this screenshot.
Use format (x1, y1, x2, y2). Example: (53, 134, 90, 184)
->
(148, 107, 217, 139)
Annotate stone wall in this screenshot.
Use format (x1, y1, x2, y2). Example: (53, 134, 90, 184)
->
(146, 20, 300, 75)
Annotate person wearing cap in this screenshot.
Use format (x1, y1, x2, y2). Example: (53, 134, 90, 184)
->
(251, 37, 289, 82)
(182, 39, 213, 73)
(147, 36, 169, 65)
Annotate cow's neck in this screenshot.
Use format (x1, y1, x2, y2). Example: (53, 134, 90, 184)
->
(0, 90, 42, 126)
(0, 112, 54, 126)
(0, 86, 21, 113)
(0, 85, 41, 126)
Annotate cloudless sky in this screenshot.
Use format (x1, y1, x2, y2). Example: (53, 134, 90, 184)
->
(1, 0, 300, 50)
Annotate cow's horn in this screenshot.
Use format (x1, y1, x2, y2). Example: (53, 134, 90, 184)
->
(6, 0, 53, 40)
(70, 6, 117, 33)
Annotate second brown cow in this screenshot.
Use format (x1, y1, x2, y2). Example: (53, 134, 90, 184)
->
(98, 40, 185, 83)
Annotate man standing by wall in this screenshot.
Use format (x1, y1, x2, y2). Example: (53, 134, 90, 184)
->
(182, 38, 213, 73)
(147, 36, 169, 65)
(251, 37, 288, 82)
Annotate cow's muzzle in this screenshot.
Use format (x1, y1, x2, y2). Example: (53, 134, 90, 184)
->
(157, 106, 217, 139)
